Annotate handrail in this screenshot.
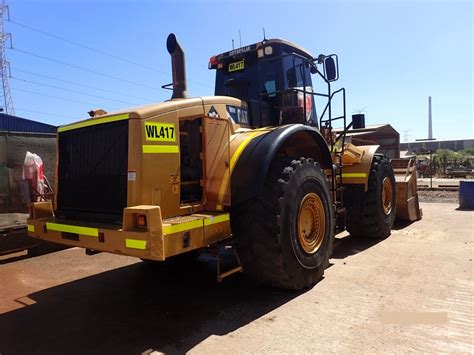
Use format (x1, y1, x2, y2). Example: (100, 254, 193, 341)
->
(259, 74, 349, 199)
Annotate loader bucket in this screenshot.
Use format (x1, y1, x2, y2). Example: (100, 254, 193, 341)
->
(391, 158, 423, 222)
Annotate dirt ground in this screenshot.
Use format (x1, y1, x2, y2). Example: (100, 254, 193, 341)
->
(418, 189, 459, 203)
(0, 202, 472, 354)
(417, 177, 463, 204)
(417, 178, 462, 188)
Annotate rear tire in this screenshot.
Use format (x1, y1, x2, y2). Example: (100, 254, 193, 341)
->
(231, 157, 335, 290)
(346, 154, 396, 239)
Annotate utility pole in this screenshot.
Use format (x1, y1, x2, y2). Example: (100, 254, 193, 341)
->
(0, 0, 14, 115)
(428, 96, 432, 140)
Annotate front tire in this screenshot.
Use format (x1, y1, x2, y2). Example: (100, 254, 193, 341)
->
(346, 154, 396, 239)
(231, 157, 335, 290)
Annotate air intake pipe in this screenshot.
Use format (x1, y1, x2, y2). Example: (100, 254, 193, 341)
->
(352, 114, 366, 129)
(166, 33, 188, 99)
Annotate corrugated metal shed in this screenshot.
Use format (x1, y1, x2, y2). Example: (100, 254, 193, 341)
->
(0, 113, 57, 134)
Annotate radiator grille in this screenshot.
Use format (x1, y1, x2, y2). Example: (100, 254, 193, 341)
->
(57, 120, 128, 223)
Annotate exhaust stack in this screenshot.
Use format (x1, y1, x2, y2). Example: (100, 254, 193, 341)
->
(166, 33, 188, 99)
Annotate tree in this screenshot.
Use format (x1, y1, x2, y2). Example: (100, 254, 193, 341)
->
(434, 149, 462, 174)
(459, 148, 474, 156)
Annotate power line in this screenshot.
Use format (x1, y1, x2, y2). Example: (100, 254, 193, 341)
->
(11, 76, 139, 106)
(13, 67, 155, 102)
(15, 107, 68, 119)
(10, 47, 169, 93)
(8, 19, 171, 76)
(7, 18, 212, 89)
(11, 86, 119, 109)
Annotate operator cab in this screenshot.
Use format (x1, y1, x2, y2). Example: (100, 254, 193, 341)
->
(210, 38, 332, 129)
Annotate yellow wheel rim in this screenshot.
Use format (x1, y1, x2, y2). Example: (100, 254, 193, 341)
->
(297, 192, 325, 254)
(381, 177, 393, 215)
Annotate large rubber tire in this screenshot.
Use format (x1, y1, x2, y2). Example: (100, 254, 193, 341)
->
(231, 157, 335, 290)
(346, 154, 396, 239)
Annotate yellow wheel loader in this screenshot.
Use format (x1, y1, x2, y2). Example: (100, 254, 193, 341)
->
(27, 33, 400, 290)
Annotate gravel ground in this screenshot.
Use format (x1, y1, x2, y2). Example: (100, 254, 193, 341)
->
(418, 189, 458, 203)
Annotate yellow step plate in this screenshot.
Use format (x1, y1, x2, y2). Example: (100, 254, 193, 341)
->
(162, 213, 230, 235)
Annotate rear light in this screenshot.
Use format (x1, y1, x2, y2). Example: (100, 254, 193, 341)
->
(137, 214, 147, 228)
(208, 55, 218, 69)
(298, 91, 313, 121)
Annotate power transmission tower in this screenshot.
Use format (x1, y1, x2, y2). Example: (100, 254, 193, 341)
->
(0, 0, 14, 115)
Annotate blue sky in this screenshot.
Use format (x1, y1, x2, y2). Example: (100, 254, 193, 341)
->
(5, 0, 473, 141)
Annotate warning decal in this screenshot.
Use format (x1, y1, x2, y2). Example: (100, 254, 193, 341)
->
(207, 105, 220, 118)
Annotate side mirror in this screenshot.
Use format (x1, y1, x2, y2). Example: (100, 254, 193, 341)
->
(323, 55, 339, 82)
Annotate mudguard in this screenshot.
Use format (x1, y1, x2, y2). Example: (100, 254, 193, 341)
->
(231, 124, 332, 205)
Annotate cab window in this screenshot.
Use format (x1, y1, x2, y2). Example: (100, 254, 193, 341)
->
(260, 58, 280, 97)
(283, 55, 310, 89)
(282, 54, 318, 126)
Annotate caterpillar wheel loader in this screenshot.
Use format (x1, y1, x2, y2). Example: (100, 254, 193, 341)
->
(27, 33, 397, 290)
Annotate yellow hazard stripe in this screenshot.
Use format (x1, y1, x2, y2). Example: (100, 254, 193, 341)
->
(46, 222, 99, 237)
(27, 224, 35, 233)
(163, 219, 203, 235)
(342, 173, 367, 178)
(218, 131, 262, 203)
(142, 145, 179, 154)
(204, 213, 230, 226)
(58, 113, 129, 132)
(125, 239, 147, 250)
(229, 131, 261, 171)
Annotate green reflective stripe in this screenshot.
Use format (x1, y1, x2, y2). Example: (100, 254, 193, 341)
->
(142, 145, 180, 154)
(58, 113, 129, 132)
(342, 173, 367, 178)
(46, 222, 99, 237)
(163, 219, 203, 235)
(204, 213, 230, 226)
(27, 224, 35, 232)
(125, 239, 147, 250)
